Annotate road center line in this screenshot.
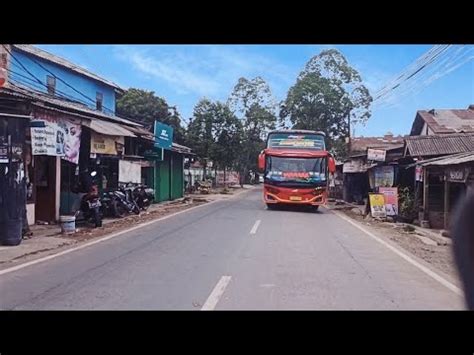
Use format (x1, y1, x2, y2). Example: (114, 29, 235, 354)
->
(201, 276, 232, 310)
(250, 220, 261, 235)
(331, 209, 463, 296)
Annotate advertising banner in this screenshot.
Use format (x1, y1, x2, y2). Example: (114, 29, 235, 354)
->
(369, 193, 387, 218)
(367, 148, 386, 162)
(30, 114, 82, 164)
(374, 165, 394, 187)
(91, 132, 124, 155)
(379, 187, 398, 216)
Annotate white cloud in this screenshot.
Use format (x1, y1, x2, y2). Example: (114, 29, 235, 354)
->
(113, 45, 295, 102)
(115, 47, 220, 96)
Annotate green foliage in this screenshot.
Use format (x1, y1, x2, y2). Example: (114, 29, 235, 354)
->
(228, 77, 277, 181)
(280, 49, 372, 160)
(185, 99, 243, 177)
(116, 88, 185, 144)
(399, 187, 416, 219)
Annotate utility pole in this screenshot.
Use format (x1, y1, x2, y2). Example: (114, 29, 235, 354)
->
(347, 112, 351, 156)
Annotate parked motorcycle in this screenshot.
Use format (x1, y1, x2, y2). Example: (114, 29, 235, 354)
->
(109, 185, 140, 217)
(132, 184, 154, 211)
(100, 191, 118, 218)
(75, 171, 103, 228)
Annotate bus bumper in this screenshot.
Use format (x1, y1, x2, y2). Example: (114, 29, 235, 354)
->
(263, 184, 327, 206)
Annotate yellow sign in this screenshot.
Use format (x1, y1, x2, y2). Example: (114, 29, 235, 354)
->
(369, 193, 386, 218)
(91, 132, 124, 155)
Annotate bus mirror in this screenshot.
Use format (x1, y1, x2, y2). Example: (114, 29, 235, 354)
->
(328, 156, 336, 174)
(258, 153, 265, 172)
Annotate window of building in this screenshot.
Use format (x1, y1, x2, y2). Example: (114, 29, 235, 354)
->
(46, 75, 56, 95)
(96, 92, 103, 111)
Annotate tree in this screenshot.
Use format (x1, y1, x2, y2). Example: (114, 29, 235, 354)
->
(116, 88, 186, 144)
(228, 77, 277, 184)
(186, 99, 243, 183)
(280, 49, 372, 159)
(210, 102, 243, 183)
(185, 99, 216, 179)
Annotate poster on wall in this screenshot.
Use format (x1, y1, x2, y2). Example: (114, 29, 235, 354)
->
(415, 166, 423, 182)
(30, 114, 82, 164)
(369, 193, 387, 218)
(90, 132, 124, 155)
(119, 160, 141, 184)
(379, 187, 398, 216)
(374, 165, 394, 187)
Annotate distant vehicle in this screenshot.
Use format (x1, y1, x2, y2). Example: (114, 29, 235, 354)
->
(258, 129, 336, 211)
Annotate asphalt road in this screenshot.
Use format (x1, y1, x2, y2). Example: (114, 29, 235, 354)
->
(0, 188, 465, 310)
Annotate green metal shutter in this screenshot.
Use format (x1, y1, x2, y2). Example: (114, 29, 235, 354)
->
(171, 153, 183, 199)
(156, 151, 171, 202)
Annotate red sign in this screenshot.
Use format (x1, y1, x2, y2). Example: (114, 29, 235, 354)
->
(282, 172, 309, 179)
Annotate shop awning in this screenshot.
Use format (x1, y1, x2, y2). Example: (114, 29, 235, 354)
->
(0, 112, 33, 119)
(407, 152, 474, 168)
(88, 119, 136, 137)
(124, 125, 155, 141)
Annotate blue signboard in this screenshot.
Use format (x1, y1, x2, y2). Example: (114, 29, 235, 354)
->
(154, 121, 174, 150)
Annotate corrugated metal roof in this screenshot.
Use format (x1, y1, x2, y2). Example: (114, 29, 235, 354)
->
(405, 133, 474, 157)
(415, 152, 474, 167)
(125, 125, 155, 141)
(350, 135, 407, 153)
(12, 45, 123, 91)
(87, 119, 136, 137)
(1, 83, 142, 127)
(412, 108, 474, 135)
(171, 142, 194, 155)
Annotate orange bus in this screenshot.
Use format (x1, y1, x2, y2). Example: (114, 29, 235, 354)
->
(258, 130, 336, 211)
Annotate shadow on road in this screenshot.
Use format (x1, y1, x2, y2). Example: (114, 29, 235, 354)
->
(265, 204, 324, 214)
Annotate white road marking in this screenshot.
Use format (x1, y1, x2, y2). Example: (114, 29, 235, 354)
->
(250, 220, 261, 235)
(201, 276, 232, 310)
(331, 209, 463, 296)
(0, 188, 254, 277)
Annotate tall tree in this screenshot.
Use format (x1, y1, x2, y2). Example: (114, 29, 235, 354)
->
(186, 100, 243, 182)
(116, 88, 185, 144)
(185, 99, 216, 179)
(280, 49, 372, 158)
(210, 102, 243, 182)
(228, 77, 277, 184)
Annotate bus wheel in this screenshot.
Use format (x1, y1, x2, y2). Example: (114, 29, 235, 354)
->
(312, 205, 320, 212)
(266, 203, 276, 210)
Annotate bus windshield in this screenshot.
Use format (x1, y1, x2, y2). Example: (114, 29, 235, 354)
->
(265, 156, 327, 184)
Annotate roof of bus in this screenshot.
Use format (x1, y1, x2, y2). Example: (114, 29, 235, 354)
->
(267, 130, 326, 136)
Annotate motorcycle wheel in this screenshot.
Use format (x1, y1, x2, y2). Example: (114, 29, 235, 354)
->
(92, 208, 102, 228)
(133, 203, 140, 215)
(113, 201, 127, 218)
(141, 199, 150, 211)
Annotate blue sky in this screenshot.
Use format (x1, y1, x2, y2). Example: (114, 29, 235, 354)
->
(37, 45, 473, 137)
